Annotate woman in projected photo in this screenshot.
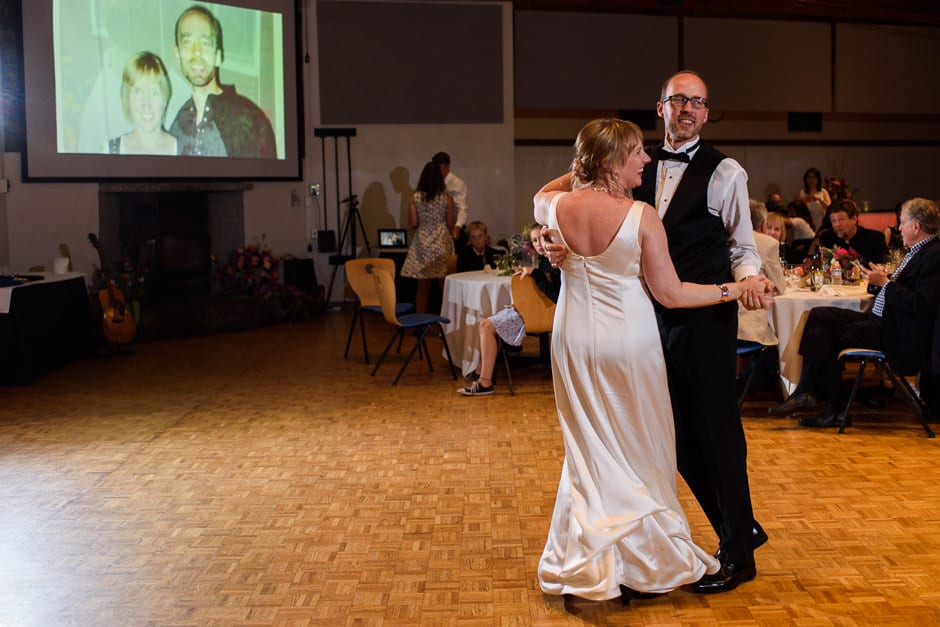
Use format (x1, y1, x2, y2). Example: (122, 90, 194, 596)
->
(108, 51, 177, 156)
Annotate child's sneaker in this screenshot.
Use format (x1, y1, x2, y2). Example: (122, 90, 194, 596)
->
(458, 381, 495, 396)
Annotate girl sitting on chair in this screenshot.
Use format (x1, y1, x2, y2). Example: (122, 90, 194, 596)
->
(459, 225, 560, 396)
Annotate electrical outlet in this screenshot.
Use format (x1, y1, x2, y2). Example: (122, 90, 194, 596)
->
(309, 183, 320, 197)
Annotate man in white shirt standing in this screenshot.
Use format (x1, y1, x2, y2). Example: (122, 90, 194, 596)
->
(433, 152, 469, 246)
(633, 70, 770, 595)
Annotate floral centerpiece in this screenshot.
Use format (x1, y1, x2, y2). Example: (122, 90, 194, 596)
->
(492, 223, 538, 276)
(824, 175, 860, 204)
(821, 245, 858, 267)
(816, 246, 861, 283)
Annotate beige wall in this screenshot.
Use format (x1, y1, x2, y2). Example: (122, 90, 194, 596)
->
(2, 2, 938, 294)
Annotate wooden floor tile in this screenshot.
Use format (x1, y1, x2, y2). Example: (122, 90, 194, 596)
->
(1, 309, 939, 625)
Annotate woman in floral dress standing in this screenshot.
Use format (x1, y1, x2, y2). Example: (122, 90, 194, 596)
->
(402, 161, 455, 313)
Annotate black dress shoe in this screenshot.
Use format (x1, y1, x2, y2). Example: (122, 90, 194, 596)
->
(752, 520, 769, 550)
(715, 521, 768, 562)
(686, 561, 757, 594)
(619, 585, 660, 606)
(798, 411, 841, 428)
(767, 392, 817, 416)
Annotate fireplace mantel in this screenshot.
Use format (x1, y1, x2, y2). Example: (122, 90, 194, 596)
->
(100, 182, 254, 194)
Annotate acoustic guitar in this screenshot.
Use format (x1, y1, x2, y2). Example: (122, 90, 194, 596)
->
(88, 234, 136, 345)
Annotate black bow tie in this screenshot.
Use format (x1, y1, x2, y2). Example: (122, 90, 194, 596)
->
(656, 147, 691, 163)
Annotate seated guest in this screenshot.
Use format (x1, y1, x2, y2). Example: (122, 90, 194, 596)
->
(784, 201, 817, 239)
(761, 210, 787, 245)
(763, 211, 802, 265)
(741, 202, 786, 346)
(768, 198, 940, 427)
(457, 221, 500, 272)
(459, 225, 560, 396)
(817, 199, 889, 266)
(884, 201, 905, 250)
(765, 192, 785, 215)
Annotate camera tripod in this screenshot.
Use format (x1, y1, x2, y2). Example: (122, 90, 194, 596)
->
(315, 127, 372, 305)
(326, 193, 372, 303)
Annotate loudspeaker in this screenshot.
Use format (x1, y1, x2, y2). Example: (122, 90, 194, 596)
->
(788, 112, 822, 132)
(283, 257, 317, 288)
(317, 230, 336, 252)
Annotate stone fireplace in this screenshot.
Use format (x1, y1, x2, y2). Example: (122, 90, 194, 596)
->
(98, 182, 248, 301)
(97, 182, 250, 338)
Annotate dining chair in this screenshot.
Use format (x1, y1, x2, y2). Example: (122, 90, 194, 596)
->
(836, 348, 935, 437)
(369, 267, 457, 385)
(445, 253, 458, 275)
(343, 258, 413, 364)
(736, 341, 769, 410)
(497, 273, 556, 396)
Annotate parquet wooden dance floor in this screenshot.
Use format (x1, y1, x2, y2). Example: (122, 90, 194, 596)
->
(1, 309, 939, 625)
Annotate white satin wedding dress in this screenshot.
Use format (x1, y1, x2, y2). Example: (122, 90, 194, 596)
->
(538, 197, 719, 601)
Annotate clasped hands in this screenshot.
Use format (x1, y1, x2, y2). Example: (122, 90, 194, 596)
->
(740, 276, 774, 311)
(857, 262, 888, 287)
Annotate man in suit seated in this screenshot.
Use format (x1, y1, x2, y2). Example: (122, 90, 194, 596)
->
(457, 221, 500, 272)
(769, 197, 940, 427)
(817, 199, 889, 266)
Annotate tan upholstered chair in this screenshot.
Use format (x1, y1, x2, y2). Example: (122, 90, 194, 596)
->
(497, 273, 556, 395)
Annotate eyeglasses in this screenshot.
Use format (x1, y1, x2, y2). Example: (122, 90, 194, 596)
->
(661, 95, 709, 110)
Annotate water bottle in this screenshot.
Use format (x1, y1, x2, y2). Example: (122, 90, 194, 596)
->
(830, 260, 842, 285)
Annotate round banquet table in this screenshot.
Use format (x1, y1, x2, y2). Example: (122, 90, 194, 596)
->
(771, 282, 874, 394)
(440, 270, 513, 376)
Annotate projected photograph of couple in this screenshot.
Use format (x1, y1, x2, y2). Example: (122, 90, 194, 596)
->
(55, 0, 285, 160)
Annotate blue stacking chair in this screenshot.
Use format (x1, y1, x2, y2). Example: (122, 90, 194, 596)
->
(736, 340, 770, 410)
(837, 348, 935, 437)
(343, 258, 413, 364)
(368, 267, 457, 385)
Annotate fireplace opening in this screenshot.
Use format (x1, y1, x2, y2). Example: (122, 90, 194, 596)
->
(119, 192, 211, 302)
(98, 184, 248, 339)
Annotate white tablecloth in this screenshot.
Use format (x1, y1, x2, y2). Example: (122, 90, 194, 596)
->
(0, 272, 86, 314)
(440, 271, 513, 376)
(771, 283, 874, 393)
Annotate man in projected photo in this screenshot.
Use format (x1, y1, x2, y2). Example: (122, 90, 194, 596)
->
(169, 4, 276, 158)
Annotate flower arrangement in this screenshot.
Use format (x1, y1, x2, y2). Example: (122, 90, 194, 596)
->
(821, 246, 858, 269)
(214, 235, 281, 297)
(824, 175, 859, 203)
(508, 223, 538, 259)
(213, 236, 316, 321)
(113, 257, 149, 302)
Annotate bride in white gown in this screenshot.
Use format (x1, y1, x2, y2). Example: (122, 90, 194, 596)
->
(533, 119, 764, 602)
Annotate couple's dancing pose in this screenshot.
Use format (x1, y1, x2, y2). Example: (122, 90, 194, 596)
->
(535, 71, 773, 603)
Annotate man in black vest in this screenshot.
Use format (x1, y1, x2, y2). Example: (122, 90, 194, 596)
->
(633, 71, 769, 594)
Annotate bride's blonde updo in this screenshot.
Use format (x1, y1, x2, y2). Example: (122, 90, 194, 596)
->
(570, 118, 643, 193)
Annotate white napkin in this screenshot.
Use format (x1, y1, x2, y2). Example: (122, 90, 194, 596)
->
(819, 285, 843, 296)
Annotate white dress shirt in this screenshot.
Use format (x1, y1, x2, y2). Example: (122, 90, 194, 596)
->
(655, 141, 761, 280)
(445, 171, 468, 228)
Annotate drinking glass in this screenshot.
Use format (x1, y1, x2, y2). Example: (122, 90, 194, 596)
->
(811, 269, 825, 291)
